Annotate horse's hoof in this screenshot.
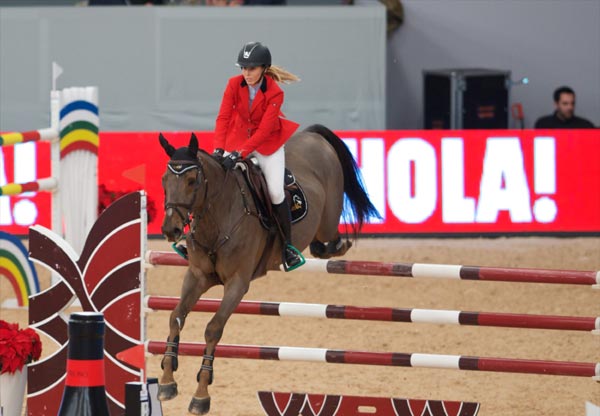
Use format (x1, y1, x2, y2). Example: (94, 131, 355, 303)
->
(188, 396, 211, 415)
(157, 382, 178, 401)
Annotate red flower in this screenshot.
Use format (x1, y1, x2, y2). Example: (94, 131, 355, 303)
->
(98, 185, 157, 223)
(0, 321, 42, 374)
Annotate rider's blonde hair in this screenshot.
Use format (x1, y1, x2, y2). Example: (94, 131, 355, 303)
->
(265, 65, 300, 84)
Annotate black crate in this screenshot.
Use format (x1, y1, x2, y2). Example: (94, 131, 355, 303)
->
(423, 68, 511, 129)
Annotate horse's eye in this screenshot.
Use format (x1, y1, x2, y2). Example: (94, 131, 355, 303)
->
(187, 177, 196, 187)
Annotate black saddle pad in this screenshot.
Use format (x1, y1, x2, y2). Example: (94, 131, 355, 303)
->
(284, 169, 308, 224)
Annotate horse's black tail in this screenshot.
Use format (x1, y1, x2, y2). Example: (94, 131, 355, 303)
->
(304, 124, 381, 234)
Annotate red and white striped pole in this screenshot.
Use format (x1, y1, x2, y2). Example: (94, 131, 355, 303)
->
(145, 296, 600, 333)
(147, 341, 600, 378)
(145, 251, 600, 286)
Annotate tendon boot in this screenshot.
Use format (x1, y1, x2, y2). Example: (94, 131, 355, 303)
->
(172, 242, 188, 259)
(273, 201, 305, 271)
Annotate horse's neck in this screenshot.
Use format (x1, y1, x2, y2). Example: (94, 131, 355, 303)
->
(192, 157, 246, 241)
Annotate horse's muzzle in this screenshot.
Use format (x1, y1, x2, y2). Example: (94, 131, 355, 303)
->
(162, 224, 183, 242)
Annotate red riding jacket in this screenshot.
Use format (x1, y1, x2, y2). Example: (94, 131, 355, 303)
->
(214, 74, 299, 158)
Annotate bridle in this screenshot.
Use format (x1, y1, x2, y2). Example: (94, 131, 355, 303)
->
(162, 155, 268, 272)
(164, 160, 209, 239)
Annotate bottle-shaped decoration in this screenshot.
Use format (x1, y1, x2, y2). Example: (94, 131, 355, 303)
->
(57, 312, 110, 416)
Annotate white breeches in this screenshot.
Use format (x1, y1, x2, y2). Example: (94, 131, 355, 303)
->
(250, 147, 286, 205)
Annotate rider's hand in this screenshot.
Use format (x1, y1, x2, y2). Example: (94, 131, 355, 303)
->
(221, 151, 241, 170)
(212, 148, 225, 162)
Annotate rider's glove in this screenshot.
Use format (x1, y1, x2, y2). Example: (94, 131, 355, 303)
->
(212, 148, 225, 162)
(221, 151, 241, 170)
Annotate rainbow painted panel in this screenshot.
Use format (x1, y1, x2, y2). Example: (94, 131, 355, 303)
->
(59, 94, 100, 158)
(0, 231, 40, 307)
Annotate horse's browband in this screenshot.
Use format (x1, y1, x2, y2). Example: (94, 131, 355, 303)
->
(168, 160, 200, 176)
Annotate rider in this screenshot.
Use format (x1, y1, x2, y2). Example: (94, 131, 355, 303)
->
(212, 41, 305, 271)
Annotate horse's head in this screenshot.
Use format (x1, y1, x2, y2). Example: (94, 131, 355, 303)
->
(159, 133, 204, 242)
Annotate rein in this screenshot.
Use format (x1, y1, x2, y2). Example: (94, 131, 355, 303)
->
(164, 158, 261, 271)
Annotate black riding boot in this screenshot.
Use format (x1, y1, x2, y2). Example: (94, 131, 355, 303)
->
(272, 201, 305, 271)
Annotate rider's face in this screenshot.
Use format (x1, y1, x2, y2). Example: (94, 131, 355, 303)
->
(241, 66, 263, 86)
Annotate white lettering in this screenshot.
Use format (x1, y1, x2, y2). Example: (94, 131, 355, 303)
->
(476, 138, 532, 223)
(342, 138, 385, 224)
(388, 138, 437, 224)
(0, 148, 12, 225)
(14, 142, 36, 196)
(534, 137, 556, 194)
(13, 199, 38, 226)
(533, 137, 557, 223)
(441, 138, 475, 223)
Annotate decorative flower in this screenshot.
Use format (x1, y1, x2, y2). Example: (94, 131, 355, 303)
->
(0, 320, 42, 374)
(98, 185, 157, 223)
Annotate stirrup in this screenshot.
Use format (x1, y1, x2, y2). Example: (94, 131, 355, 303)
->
(283, 245, 305, 272)
(171, 242, 188, 260)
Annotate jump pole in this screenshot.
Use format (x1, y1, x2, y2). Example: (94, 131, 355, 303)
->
(146, 341, 600, 379)
(145, 251, 600, 287)
(145, 296, 600, 333)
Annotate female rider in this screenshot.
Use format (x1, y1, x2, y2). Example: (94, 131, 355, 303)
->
(213, 41, 304, 271)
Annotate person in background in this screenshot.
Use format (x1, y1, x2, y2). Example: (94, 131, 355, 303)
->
(535, 86, 595, 128)
(212, 41, 304, 271)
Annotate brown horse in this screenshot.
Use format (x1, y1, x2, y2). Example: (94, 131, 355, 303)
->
(157, 124, 379, 415)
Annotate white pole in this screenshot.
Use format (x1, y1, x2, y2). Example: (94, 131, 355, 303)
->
(140, 191, 148, 384)
(50, 64, 62, 286)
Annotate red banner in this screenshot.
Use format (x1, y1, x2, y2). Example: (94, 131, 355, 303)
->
(1, 130, 599, 236)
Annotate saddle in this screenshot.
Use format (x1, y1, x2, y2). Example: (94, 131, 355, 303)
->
(236, 159, 308, 229)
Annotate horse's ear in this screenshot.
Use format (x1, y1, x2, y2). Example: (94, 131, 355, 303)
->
(189, 133, 199, 157)
(159, 133, 175, 158)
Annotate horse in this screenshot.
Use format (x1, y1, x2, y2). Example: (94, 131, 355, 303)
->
(157, 124, 379, 415)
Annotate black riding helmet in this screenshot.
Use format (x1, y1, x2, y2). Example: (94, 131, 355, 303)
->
(236, 42, 271, 68)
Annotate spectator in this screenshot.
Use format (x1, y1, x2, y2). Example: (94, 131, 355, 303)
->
(535, 86, 595, 129)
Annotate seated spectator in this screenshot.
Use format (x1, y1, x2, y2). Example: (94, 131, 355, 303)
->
(535, 86, 595, 128)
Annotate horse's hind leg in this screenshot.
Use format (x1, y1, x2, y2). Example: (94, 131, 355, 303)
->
(310, 236, 352, 259)
(158, 268, 214, 401)
(311, 199, 352, 259)
(188, 276, 249, 415)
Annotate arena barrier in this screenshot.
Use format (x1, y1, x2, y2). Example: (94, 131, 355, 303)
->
(27, 192, 600, 416)
(145, 296, 600, 333)
(146, 250, 600, 287)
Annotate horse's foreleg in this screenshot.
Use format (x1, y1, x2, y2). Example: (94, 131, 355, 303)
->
(188, 276, 249, 415)
(158, 268, 213, 402)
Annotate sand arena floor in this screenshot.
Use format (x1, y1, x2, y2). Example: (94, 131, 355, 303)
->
(1, 237, 599, 415)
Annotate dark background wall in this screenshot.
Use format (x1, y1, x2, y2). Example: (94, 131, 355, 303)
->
(386, 0, 600, 129)
(1, 1, 599, 131)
